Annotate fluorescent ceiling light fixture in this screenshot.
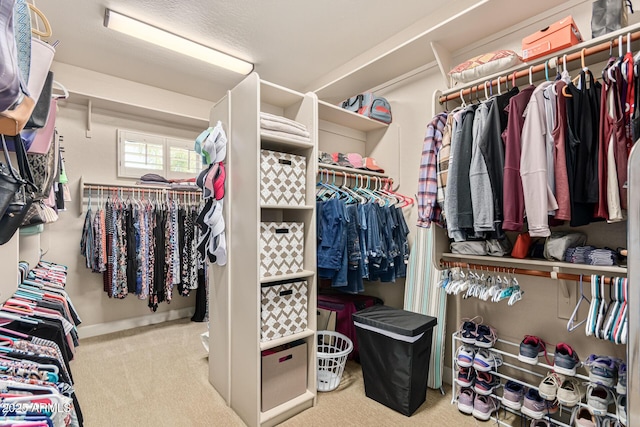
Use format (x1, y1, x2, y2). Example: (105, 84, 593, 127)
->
(104, 9, 253, 75)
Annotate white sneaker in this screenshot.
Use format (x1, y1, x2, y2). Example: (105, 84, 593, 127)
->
(538, 371, 565, 400)
(586, 383, 613, 415)
(557, 377, 585, 407)
(456, 344, 476, 368)
(473, 349, 503, 372)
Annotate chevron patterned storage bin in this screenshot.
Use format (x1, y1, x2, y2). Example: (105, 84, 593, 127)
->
(260, 149, 306, 206)
(260, 280, 308, 342)
(260, 222, 304, 278)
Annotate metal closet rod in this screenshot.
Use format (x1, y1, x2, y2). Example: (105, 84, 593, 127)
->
(83, 183, 201, 194)
(439, 29, 640, 104)
(440, 259, 619, 284)
(317, 168, 393, 184)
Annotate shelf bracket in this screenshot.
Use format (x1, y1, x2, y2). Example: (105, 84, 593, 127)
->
(86, 100, 92, 138)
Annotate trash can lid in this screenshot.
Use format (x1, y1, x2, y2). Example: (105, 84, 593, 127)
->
(352, 305, 437, 337)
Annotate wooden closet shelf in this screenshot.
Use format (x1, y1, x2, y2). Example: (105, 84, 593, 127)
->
(318, 163, 389, 179)
(260, 131, 314, 152)
(259, 270, 315, 284)
(441, 253, 627, 280)
(259, 329, 315, 351)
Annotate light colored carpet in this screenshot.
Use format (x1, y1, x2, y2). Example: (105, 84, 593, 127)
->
(72, 319, 501, 426)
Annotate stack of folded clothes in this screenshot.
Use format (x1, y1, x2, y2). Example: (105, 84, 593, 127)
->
(260, 112, 310, 143)
(564, 246, 617, 266)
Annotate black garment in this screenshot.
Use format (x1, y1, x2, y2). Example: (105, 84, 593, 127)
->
(125, 205, 138, 294)
(479, 87, 519, 237)
(150, 209, 166, 311)
(191, 270, 207, 322)
(633, 63, 640, 143)
(4, 319, 73, 367)
(456, 105, 477, 232)
(566, 72, 600, 226)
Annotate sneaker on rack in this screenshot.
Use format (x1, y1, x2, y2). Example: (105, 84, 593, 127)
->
(473, 349, 503, 372)
(553, 342, 580, 376)
(616, 362, 627, 395)
(586, 383, 613, 416)
(617, 394, 627, 426)
(557, 377, 586, 407)
(474, 371, 500, 396)
(502, 380, 525, 410)
(459, 317, 482, 345)
(538, 371, 565, 400)
(531, 420, 551, 427)
(573, 407, 598, 427)
(472, 394, 500, 421)
(457, 387, 475, 415)
(456, 344, 476, 368)
(522, 388, 547, 420)
(518, 335, 549, 365)
(584, 355, 617, 387)
(456, 366, 476, 388)
(475, 323, 498, 348)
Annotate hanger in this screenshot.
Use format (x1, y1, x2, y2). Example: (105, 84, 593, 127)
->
(496, 77, 501, 95)
(459, 89, 467, 108)
(528, 66, 534, 86)
(511, 71, 517, 89)
(567, 275, 590, 332)
(52, 80, 69, 100)
(484, 81, 490, 101)
(544, 61, 550, 81)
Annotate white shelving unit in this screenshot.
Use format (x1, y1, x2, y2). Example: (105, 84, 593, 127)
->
(208, 72, 317, 427)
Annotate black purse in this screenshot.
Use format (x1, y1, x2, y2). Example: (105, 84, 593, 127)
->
(0, 134, 36, 245)
(25, 71, 54, 129)
(0, 135, 25, 219)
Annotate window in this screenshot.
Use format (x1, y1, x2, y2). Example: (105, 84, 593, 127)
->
(118, 130, 202, 180)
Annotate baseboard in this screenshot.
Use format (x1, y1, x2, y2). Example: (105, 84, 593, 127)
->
(77, 307, 196, 339)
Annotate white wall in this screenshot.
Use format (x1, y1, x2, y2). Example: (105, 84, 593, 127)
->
(36, 64, 214, 336)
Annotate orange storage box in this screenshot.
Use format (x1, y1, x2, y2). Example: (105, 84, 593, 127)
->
(522, 16, 583, 61)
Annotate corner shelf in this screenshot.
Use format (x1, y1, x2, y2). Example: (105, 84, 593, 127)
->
(317, 100, 389, 132)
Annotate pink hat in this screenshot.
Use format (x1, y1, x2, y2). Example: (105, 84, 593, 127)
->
(346, 153, 365, 169)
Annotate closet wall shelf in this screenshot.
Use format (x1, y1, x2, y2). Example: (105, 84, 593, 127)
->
(439, 21, 640, 103)
(441, 253, 627, 276)
(318, 164, 388, 178)
(259, 329, 315, 351)
(259, 270, 315, 284)
(260, 132, 315, 152)
(317, 101, 389, 132)
(64, 90, 209, 129)
(259, 390, 315, 425)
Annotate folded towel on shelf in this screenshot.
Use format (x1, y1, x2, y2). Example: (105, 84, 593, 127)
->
(260, 128, 310, 143)
(260, 118, 310, 138)
(260, 112, 308, 132)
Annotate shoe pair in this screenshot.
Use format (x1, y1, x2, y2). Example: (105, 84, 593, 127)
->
(457, 367, 500, 395)
(583, 355, 619, 388)
(459, 317, 498, 348)
(519, 336, 580, 375)
(521, 388, 559, 420)
(457, 387, 499, 421)
(456, 345, 503, 372)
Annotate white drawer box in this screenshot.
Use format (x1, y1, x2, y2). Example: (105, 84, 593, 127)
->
(260, 222, 304, 278)
(260, 149, 306, 206)
(261, 280, 308, 342)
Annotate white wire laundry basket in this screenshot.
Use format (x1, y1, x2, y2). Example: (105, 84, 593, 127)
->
(317, 330, 353, 392)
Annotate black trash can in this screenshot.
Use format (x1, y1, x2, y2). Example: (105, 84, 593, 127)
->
(352, 305, 437, 416)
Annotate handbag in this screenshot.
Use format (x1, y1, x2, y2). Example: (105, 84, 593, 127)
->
(340, 92, 392, 124)
(0, 134, 37, 245)
(544, 232, 588, 261)
(0, 134, 25, 219)
(0, 0, 22, 112)
(26, 128, 57, 199)
(27, 97, 56, 153)
(25, 70, 53, 129)
(25, 4, 53, 102)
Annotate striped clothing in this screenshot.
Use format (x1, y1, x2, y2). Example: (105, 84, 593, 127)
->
(437, 113, 454, 220)
(417, 112, 448, 228)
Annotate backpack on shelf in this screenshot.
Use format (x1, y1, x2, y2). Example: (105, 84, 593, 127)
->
(340, 92, 392, 124)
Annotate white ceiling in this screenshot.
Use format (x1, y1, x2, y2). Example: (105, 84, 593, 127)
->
(37, 0, 579, 103)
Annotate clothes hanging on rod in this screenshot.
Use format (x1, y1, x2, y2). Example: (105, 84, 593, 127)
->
(316, 170, 411, 293)
(0, 260, 84, 427)
(80, 187, 206, 312)
(421, 37, 635, 248)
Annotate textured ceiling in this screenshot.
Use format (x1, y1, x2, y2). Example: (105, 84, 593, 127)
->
(37, 0, 583, 103)
(38, 0, 440, 101)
